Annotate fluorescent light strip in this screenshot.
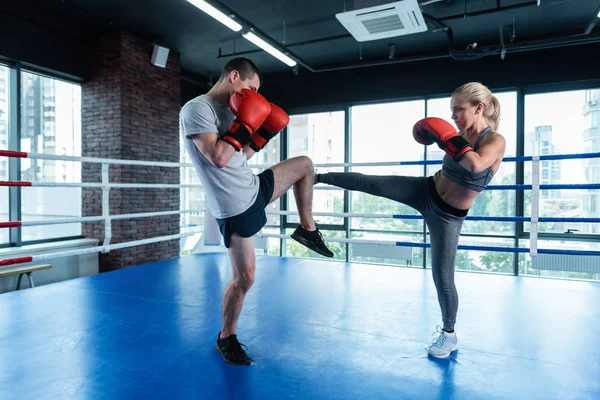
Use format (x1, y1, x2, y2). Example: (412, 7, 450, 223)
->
(186, 0, 242, 32)
(242, 32, 297, 67)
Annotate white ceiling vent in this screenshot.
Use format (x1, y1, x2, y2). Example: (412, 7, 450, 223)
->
(335, 0, 428, 42)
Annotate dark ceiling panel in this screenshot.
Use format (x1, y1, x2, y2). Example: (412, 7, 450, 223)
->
(3, 0, 599, 81)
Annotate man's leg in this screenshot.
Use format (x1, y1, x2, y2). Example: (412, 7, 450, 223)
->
(268, 156, 334, 257)
(269, 155, 315, 227)
(215, 233, 256, 365)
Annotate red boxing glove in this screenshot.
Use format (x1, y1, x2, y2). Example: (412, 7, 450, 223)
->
(249, 103, 290, 152)
(220, 89, 271, 151)
(413, 117, 473, 161)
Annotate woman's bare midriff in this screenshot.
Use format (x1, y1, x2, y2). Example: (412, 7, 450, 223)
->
(432, 170, 479, 211)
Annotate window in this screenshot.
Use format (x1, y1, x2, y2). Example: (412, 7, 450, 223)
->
(519, 238, 600, 281)
(524, 88, 600, 236)
(542, 169, 549, 180)
(20, 71, 82, 242)
(179, 84, 598, 281)
(349, 100, 425, 267)
(286, 111, 346, 260)
(0, 65, 8, 245)
(179, 141, 205, 255)
(586, 105, 599, 129)
(248, 122, 282, 256)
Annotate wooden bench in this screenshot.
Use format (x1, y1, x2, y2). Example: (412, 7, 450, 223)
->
(0, 264, 52, 290)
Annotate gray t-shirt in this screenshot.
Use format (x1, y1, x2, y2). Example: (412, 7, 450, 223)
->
(179, 94, 259, 219)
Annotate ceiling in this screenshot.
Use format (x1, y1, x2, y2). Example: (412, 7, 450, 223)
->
(3, 0, 600, 81)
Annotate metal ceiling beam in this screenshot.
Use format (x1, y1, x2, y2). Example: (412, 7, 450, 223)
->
(217, 34, 352, 59)
(440, 0, 539, 22)
(214, 0, 599, 75)
(584, 3, 600, 34)
(206, 0, 316, 72)
(309, 31, 600, 73)
(215, 0, 547, 66)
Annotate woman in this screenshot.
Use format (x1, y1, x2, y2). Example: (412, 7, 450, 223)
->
(315, 82, 506, 358)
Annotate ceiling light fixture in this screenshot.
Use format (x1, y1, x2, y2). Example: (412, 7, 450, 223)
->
(242, 31, 297, 67)
(186, 0, 242, 32)
(186, 1, 297, 68)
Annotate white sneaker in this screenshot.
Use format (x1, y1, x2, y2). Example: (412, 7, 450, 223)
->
(426, 326, 458, 358)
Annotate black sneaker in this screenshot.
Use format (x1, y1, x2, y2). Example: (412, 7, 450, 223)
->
(290, 225, 334, 258)
(215, 332, 252, 366)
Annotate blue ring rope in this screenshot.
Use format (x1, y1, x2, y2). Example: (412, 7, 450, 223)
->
(390, 215, 600, 223)
(393, 241, 600, 256)
(486, 183, 600, 190)
(396, 152, 600, 166)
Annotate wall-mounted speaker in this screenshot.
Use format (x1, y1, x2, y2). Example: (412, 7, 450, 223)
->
(151, 44, 170, 68)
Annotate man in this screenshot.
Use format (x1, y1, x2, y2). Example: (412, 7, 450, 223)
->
(179, 57, 334, 365)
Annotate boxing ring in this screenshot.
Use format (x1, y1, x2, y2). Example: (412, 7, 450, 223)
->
(1, 149, 599, 399)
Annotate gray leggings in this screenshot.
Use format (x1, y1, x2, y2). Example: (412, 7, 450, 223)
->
(318, 172, 468, 331)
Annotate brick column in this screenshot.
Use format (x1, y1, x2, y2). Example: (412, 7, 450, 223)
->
(82, 30, 181, 272)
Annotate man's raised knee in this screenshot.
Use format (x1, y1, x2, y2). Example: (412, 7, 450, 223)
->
(299, 155, 314, 175)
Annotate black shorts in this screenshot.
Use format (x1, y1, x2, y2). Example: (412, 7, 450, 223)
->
(216, 169, 275, 248)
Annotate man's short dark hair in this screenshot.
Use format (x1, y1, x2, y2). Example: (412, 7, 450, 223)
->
(219, 57, 262, 86)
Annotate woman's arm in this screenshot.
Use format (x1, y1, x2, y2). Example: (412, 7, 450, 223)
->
(459, 134, 506, 173)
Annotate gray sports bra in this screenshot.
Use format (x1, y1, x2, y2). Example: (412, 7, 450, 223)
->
(441, 127, 494, 192)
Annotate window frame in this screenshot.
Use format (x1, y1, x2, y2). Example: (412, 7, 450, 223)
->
(4, 59, 600, 277)
(1, 62, 84, 248)
(283, 108, 349, 232)
(277, 79, 600, 277)
(520, 84, 600, 243)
